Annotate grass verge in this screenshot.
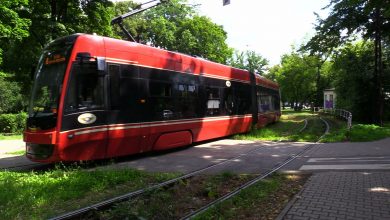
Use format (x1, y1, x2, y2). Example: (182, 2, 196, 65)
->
(235, 110, 390, 143)
(194, 173, 309, 220)
(97, 173, 309, 219)
(234, 110, 325, 142)
(348, 124, 390, 142)
(0, 167, 179, 219)
(4, 150, 25, 156)
(0, 134, 22, 140)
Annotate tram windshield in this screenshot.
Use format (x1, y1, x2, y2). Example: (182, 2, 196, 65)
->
(28, 36, 76, 129)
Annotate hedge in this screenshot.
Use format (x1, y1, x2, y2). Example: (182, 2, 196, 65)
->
(0, 112, 28, 134)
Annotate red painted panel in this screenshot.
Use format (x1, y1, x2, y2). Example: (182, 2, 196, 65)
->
(57, 129, 107, 161)
(24, 130, 56, 145)
(153, 131, 192, 150)
(106, 125, 144, 157)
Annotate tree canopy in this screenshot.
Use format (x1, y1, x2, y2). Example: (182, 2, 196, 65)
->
(229, 50, 268, 75)
(0, 0, 236, 113)
(305, 0, 390, 124)
(113, 0, 233, 63)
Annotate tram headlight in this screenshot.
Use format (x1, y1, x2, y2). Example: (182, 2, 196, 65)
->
(26, 143, 54, 160)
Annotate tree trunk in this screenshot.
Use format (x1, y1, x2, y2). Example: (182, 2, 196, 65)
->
(374, 8, 384, 126)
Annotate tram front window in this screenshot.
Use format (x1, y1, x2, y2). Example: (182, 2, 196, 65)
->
(27, 36, 75, 130)
(64, 62, 104, 112)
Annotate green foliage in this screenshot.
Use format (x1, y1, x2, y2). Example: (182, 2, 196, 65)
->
(0, 112, 27, 133)
(1, 0, 116, 107)
(175, 15, 233, 63)
(229, 50, 269, 74)
(193, 174, 299, 219)
(332, 42, 379, 122)
(270, 52, 316, 105)
(0, 0, 31, 65)
(0, 168, 178, 219)
(0, 0, 234, 116)
(0, 76, 25, 113)
(349, 124, 390, 142)
(114, 0, 233, 64)
(0, 134, 22, 140)
(235, 110, 326, 142)
(269, 49, 333, 107)
(304, 0, 390, 124)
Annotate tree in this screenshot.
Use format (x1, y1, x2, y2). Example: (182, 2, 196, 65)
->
(174, 15, 232, 63)
(113, 0, 233, 64)
(2, 0, 115, 103)
(229, 50, 268, 74)
(305, 0, 390, 125)
(0, 0, 31, 67)
(331, 41, 379, 122)
(269, 50, 333, 110)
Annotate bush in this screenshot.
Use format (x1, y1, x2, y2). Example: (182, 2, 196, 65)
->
(0, 76, 24, 114)
(349, 124, 390, 142)
(0, 112, 27, 134)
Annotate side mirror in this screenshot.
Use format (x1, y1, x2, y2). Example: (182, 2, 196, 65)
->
(97, 57, 106, 76)
(76, 52, 92, 63)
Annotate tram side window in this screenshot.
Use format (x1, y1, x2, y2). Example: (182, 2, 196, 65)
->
(64, 63, 104, 112)
(109, 64, 120, 109)
(176, 84, 198, 118)
(206, 87, 221, 116)
(235, 85, 251, 115)
(177, 84, 197, 97)
(222, 87, 234, 115)
(149, 81, 176, 120)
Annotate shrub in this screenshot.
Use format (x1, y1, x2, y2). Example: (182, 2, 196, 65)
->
(0, 112, 27, 133)
(0, 76, 24, 114)
(349, 124, 390, 142)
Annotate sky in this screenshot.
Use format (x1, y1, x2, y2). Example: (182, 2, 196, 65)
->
(132, 0, 331, 65)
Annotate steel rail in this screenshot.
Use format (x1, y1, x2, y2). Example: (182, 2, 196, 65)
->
(298, 118, 308, 133)
(50, 117, 330, 220)
(181, 117, 330, 219)
(180, 143, 315, 220)
(1, 162, 45, 171)
(48, 143, 267, 220)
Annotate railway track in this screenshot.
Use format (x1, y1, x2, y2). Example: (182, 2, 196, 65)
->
(0, 162, 49, 171)
(48, 116, 330, 220)
(49, 144, 269, 220)
(182, 116, 329, 219)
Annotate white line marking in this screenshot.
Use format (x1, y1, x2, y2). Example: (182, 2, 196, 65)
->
(307, 157, 389, 163)
(300, 164, 390, 170)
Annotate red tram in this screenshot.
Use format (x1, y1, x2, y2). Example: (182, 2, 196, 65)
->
(23, 34, 280, 163)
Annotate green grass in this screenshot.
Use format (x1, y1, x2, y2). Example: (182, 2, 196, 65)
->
(99, 172, 253, 219)
(320, 116, 390, 142)
(234, 110, 325, 142)
(0, 167, 179, 219)
(0, 134, 22, 140)
(5, 150, 25, 156)
(348, 124, 390, 142)
(236, 110, 390, 143)
(193, 174, 304, 220)
(319, 116, 350, 142)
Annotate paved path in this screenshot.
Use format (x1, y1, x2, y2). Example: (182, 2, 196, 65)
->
(280, 172, 390, 220)
(101, 139, 311, 174)
(0, 139, 40, 169)
(0, 139, 24, 157)
(279, 138, 390, 220)
(1, 138, 390, 219)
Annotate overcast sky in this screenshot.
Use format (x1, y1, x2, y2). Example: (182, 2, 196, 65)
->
(130, 0, 331, 65)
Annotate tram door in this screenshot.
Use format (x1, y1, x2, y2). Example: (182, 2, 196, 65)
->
(106, 64, 146, 157)
(61, 61, 109, 160)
